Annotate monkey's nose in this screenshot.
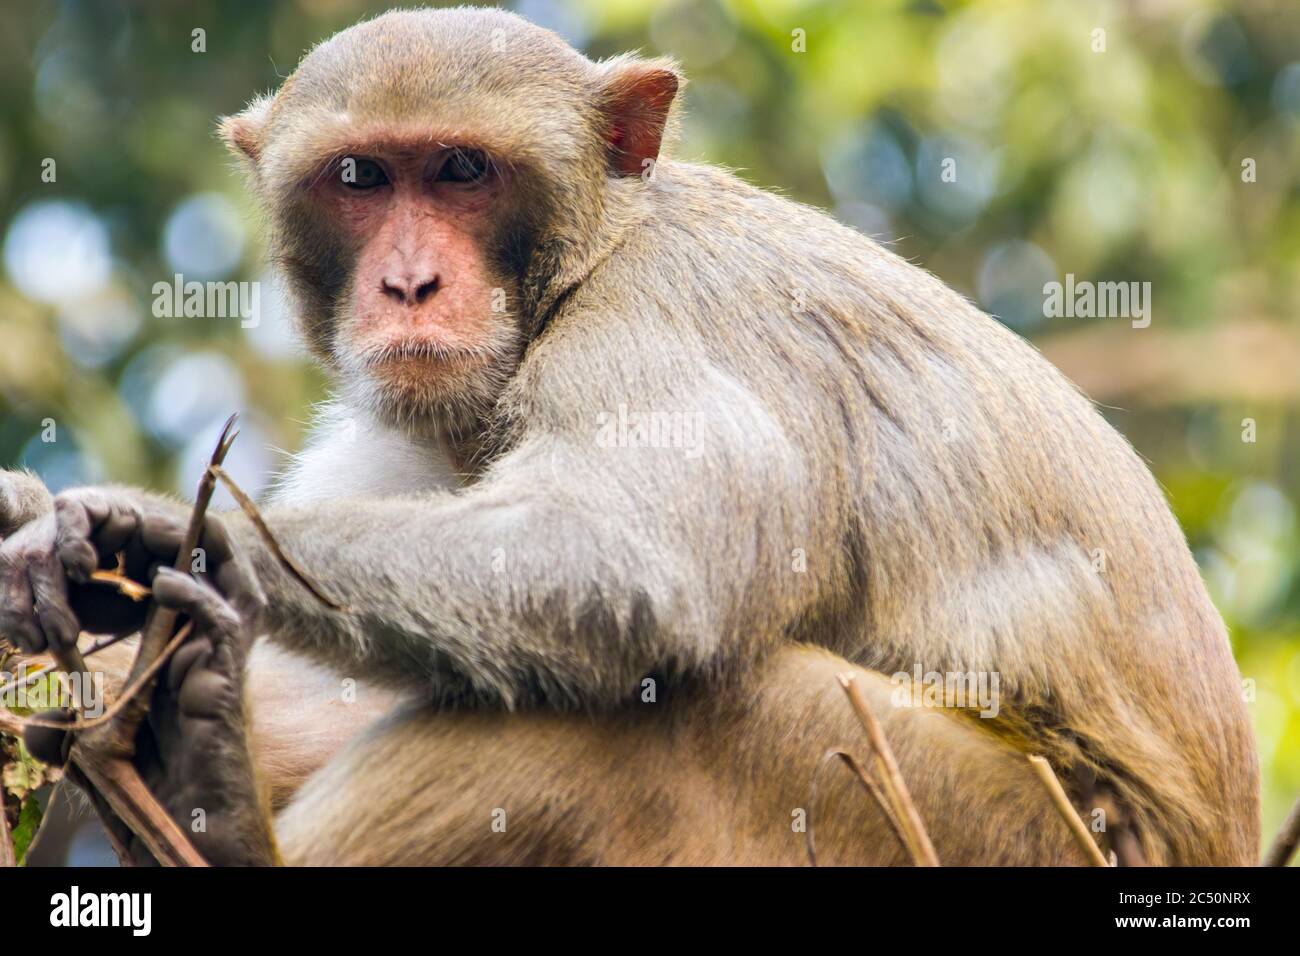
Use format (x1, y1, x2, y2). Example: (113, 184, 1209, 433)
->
(381, 273, 440, 306)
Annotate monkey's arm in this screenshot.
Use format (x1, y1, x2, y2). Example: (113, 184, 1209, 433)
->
(0, 377, 818, 705)
(233, 405, 819, 705)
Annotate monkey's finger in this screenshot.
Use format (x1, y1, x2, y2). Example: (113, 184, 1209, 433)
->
(93, 503, 146, 564)
(152, 569, 249, 721)
(0, 520, 52, 653)
(150, 633, 213, 770)
(165, 636, 215, 694)
(152, 568, 243, 643)
(138, 513, 197, 568)
(213, 554, 266, 623)
(54, 492, 141, 582)
(0, 564, 41, 652)
(23, 708, 74, 765)
(139, 512, 235, 567)
(195, 513, 236, 566)
(28, 546, 79, 651)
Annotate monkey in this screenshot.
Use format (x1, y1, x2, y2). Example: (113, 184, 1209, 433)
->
(0, 7, 1257, 866)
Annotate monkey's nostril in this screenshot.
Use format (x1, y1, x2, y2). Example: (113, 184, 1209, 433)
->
(414, 276, 440, 304)
(381, 275, 438, 305)
(381, 276, 409, 303)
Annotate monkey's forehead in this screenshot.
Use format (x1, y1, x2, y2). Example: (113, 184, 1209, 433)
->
(248, 7, 601, 179)
(278, 8, 594, 119)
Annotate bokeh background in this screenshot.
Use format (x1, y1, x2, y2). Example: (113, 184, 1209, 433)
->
(1, 0, 1297, 861)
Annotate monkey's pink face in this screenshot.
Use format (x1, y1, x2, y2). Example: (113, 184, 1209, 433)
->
(312, 142, 519, 422)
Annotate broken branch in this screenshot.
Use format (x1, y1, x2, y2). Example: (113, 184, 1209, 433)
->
(807, 748, 911, 867)
(837, 672, 940, 867)
(1027, 754, 1110, 866)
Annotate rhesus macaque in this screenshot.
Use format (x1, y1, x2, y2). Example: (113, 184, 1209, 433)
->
(1, 8, 1257, 865)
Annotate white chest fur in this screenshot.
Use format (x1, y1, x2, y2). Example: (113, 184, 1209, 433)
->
(265, 404, 461, 507)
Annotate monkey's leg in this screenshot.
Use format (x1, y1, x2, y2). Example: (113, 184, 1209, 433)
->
(35, 636, 1099, 865)
(274, 645, 1093, 866)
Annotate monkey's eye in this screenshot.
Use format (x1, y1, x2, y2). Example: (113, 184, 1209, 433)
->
(436, 148, 491, 184)
(341, 158, 389, 189)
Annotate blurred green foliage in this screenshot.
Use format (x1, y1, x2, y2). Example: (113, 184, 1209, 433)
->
(0, 0, 1296, 855)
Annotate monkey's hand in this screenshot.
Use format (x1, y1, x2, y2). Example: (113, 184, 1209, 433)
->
(25, 568, 277, 866)
(0, 469, 54, 540)
(0, 487, 251, 655)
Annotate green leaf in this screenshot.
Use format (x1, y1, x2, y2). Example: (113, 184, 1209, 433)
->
(11, 795, 42, 866)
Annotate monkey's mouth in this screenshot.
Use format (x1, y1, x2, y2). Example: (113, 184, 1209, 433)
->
(361, 340, 493, 375)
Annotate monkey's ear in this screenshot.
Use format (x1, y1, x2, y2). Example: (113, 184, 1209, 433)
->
(219, 94, 273, 164)
(599, 58, 681, 178)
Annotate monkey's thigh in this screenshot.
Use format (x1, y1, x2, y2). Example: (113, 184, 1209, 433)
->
(273, 645, 1086, 865)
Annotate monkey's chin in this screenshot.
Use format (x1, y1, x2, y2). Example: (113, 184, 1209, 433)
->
(360, 355, 501, 436)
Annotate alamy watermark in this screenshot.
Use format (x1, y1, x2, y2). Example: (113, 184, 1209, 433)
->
(50, 886, 151, 936)
(1043, 273, 1151, 328)
(890, 662, 1001, 718)
(0, 664, 104, 718)
(152, 273, 260, 328)
(595, 403, 705, 459)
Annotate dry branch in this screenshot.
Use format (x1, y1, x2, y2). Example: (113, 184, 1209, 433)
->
(807, 748, 912, 867)
(837, 672, 940, 866)
(0, 634, 123, 699)
(0, 413, 347, 867)
(42, 415, 242, 867)
(14, 624, 192, 733)
(1027, 754, 1110, 866)
(89, 558, 151, 602)
(211, 464, 346, 611)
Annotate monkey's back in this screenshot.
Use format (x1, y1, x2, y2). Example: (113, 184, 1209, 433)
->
(585, 162, 1260, 864)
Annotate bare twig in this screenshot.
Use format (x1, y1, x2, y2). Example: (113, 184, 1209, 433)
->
(837, 672, 940, 866)
(0, 631, 135, 699)
(0, 567, 149, 720)
(807, 748, 911, 867)
(63, 756, 200, 866)
(1027, 755, 1110, 866)
(1262, 790, 1300, 867)
(14, 624, 191, 733)
(211, 464, 347, 611)
(123, 414, 239, 701)
(61, 767, 135, 864)
(2, 659, 56, 698)
(3, 413, 340, 868)
(54, 416, 242, 868)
